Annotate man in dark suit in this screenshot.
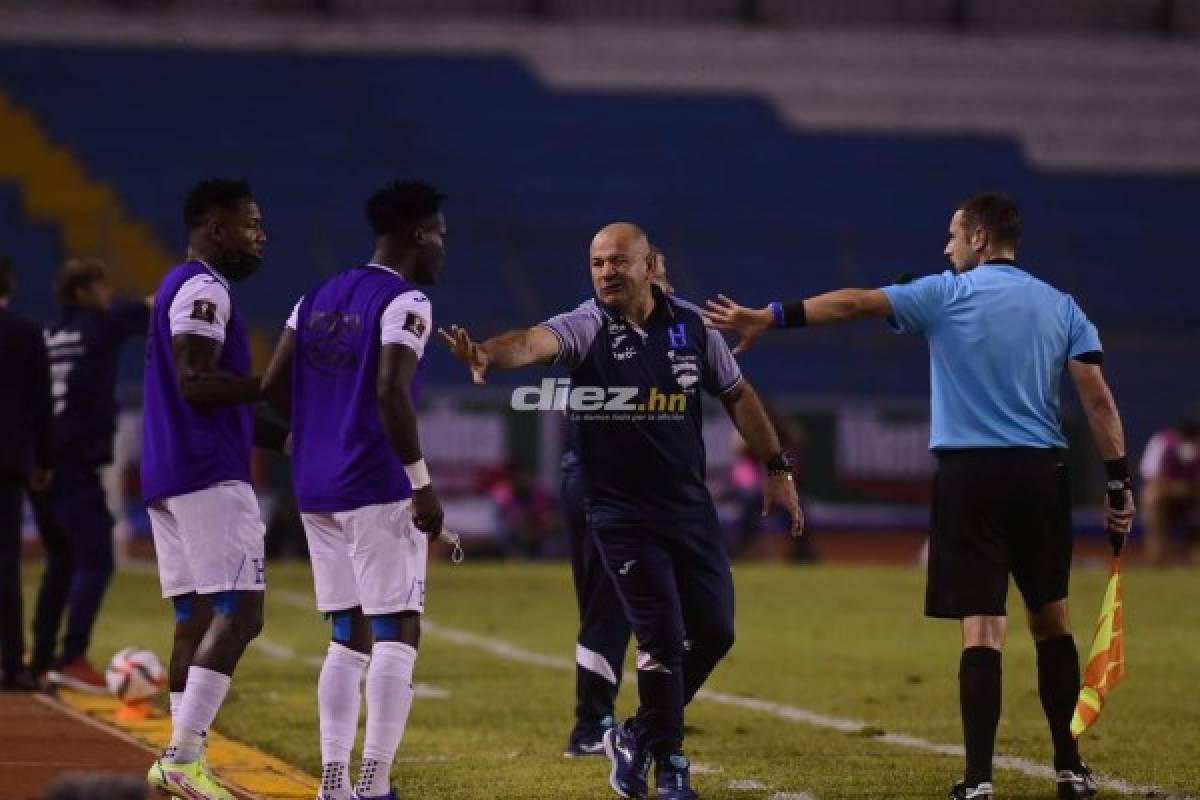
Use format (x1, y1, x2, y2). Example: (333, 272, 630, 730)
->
(0, 255, 53, 690)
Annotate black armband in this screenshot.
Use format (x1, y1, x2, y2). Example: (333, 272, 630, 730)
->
(780, 299, 807, 328)
(1073, 350, 1104, 365)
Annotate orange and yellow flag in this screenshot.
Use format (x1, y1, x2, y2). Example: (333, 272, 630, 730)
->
(1071, 556, 1125, 737)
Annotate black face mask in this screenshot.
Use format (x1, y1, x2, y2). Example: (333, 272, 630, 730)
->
(219, 251, 263, 283)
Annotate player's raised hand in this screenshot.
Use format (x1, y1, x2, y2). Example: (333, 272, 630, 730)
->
(764, 472, 805, 536)
(703, 295, 773, 355)
(438, 324, 490, 384)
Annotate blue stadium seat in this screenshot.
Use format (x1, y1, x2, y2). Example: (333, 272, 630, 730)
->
(0, 44, 1195, 446)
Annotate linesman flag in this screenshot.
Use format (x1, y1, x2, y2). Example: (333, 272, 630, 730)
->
(1071, 544, 1125, 738)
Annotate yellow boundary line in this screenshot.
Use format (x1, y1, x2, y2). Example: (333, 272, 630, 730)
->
(54, 689, 318, 800)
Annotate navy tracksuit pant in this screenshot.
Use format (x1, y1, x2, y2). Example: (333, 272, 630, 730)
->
(592, 513, 735, 758)
(29, 464, 114, 673)
(562, 463, 632, 730)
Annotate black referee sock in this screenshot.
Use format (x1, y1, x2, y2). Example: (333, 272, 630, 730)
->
(1036, 635, 1083, 772)
(959, 646, 1002, 786)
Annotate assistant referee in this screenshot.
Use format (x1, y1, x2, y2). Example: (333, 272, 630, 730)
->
(704, 193, 1135, 800)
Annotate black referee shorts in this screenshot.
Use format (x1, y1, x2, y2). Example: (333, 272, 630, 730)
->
(925, 448, 1073, 619)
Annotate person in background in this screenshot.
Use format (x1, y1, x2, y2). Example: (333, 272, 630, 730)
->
(30, 257, 151, 691)
(0, 255, 53, 691)
(725, 406, 813, 562)
(1139, 415, 1200, 565)
(492, 466, 559, 559)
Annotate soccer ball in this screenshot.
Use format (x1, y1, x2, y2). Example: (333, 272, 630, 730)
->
(105, 647, 167, 703)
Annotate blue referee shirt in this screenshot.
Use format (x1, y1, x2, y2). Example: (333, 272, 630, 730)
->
(881, 260, 1102, 450)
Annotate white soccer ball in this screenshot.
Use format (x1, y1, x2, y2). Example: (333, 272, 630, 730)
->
(105, 647, 167, 703)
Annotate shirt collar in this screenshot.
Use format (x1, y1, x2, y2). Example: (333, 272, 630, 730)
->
(193, 259, 231, 290)
(982, 257, 1019, 267)
(366, 262, 403, 278)
(596, 284, 674, 325)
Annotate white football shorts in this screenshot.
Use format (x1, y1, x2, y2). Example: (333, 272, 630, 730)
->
(148, 480, 266, 598)
(301, 499, 428, 616)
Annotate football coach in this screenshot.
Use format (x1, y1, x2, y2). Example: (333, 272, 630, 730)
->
(703, 193, 1136, 800)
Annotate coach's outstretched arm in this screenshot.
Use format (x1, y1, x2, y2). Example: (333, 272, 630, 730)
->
(702, 291, 893, 354)
(438, 324, 560, 384)
(1068, 360, 1136, 537)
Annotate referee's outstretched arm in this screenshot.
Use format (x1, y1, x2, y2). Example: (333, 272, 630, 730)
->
(702, 290, 892, 354)
(704, 291, 1137, 539)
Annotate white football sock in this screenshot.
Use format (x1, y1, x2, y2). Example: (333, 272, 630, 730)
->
(168, 667, 230, 763)
(355, 642, 416, 798)
(319, 762, 353, 800)
(318, 641, 370, 787)
(167, 690, 206, 760)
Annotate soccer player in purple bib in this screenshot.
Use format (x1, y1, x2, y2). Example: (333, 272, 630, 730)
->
(143, 179, 268, 800)
(261, 180, 446, 800)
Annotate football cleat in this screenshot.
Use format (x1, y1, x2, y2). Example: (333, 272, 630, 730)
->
(147, 755, 235, 800)
(564, 716, 615, 758)
(603, 719, 652, 799)
(948, 780, 994, 800)
(1057, 762, 1099, 798)
(655, 752, 699, 800)
(354, 791, 396, 800)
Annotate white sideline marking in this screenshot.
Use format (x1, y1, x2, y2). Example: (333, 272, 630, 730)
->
(729, 778, 768, 790)
(269, 590, 1194, 800)
(689, 762, 723, 775)
(252, 638, 450, 699)
(770, 793, 818, 800)
(423, 620, 573, 671)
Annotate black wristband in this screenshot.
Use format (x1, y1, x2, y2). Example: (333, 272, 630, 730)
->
(766, 452, 793, 476)
(781, 300, 807, 328)
(1103, 457, 1130, 483)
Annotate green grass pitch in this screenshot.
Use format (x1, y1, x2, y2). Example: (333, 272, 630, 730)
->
(25, 560, 1200, 799)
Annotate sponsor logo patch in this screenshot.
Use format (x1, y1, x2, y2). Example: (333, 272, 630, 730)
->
(403, 312, 427, 338)
(190, 299, 217, 324)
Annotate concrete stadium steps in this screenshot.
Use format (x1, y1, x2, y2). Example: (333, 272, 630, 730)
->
(0, 89, 172, 298)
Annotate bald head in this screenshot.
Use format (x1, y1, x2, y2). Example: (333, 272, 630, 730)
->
(589, 221, 656, 313)
(592, 222, 650, 256)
